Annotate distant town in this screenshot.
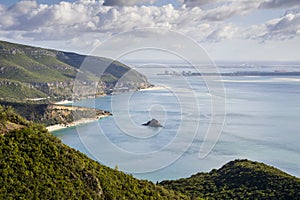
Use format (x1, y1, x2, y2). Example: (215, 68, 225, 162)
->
(158, 70, 300, 77)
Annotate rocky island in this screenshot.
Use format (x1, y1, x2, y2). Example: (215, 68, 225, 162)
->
(142, 118, 163, 127)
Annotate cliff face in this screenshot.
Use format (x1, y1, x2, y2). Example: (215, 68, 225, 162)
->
(0, 40, 151, 102)
(0, 101, 111, 126)
(43, 105, 112, 126)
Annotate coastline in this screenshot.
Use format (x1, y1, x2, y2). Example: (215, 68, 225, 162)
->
(139, 86, 166, 91)
(48, 85, 157, 132)
(54, 100, 74, 105)
(46, 115, 110, 132)
(54, 85, 158, 106)
(48, 96, 113, 132)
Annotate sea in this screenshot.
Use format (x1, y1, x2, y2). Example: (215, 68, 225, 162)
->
(53, 64, 300, 182)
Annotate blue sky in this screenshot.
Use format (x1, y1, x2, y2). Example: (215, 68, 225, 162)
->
(0, 0, 299, 62)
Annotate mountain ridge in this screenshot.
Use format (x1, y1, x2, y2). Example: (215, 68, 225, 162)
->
(0, 40, 150, 102)
(159, 159, 300, 199)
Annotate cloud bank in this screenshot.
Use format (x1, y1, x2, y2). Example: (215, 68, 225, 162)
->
(259, 0, 300, 9)
(246, 11, 300, 41)
(0, 0, 299, 56)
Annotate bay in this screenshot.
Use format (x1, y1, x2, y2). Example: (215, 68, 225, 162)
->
(53, 66, 300, 182)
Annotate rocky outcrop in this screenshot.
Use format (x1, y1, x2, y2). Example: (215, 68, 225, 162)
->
(42, 105, 112, 126)
(142, 119, 163, 127)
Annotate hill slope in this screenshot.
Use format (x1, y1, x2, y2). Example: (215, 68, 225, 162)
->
(0, 106, 187, 199)
(0, 40, 150, 102)
(159, 159, 300, 199)
(1, 106, 300, 199)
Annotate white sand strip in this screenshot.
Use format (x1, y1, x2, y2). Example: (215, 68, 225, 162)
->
(46, 115, 109, 132)
(139, 86, 167, 91)
(54, 100, 74, 105)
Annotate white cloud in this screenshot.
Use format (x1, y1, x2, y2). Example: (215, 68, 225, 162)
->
(0, 1, 228, 43)
(203, 2, 258, 21)
(181, 0, 300, 11)
(0, 0, 299, 56)
(0, 4, 5, 11)
(206, 24, 238, 42)
(8, 0, 38, 14)
(0, 1, 103, 31)
(259, 0, 300, 9)
(245, 11, 300, 41)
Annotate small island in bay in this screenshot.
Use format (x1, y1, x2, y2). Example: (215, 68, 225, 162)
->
(1, 39, 299, 200)
(142, 118, 163, 127)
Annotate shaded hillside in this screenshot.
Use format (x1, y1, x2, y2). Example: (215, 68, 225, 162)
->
(160, 159, 300, 199)
(0, 106, 187, 199)
(0, 40, 150, 102)
(0, 79, 47, 102)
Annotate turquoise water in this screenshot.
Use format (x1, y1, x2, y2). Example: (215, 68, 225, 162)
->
(53, 67, 300, 182)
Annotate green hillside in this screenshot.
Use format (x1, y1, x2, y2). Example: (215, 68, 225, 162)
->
(0, 105, 29, 134)
(0, 80, 47, 102)
(0, 106, 187, 199)
(0, 40, 150, 102)
(1, 106, 300, 199)
(159, 159, 300, 199)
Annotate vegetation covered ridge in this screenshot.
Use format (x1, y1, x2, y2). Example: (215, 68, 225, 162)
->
(1, 106, 300, 199)
(0, 101, 111, 127)
(159, 159, 300, 199)
(0, 106, 187, 199)
(0, 40, 150, 102)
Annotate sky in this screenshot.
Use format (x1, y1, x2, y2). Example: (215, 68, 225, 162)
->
(0, 0, 299, 62)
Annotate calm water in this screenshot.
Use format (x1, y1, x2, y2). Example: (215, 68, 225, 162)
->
(53, 66, 300, 182)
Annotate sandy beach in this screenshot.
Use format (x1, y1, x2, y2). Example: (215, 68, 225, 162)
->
(139, 86, 167, 91)
(46, 115, 109, 132)
(54, 100, 74, 105)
